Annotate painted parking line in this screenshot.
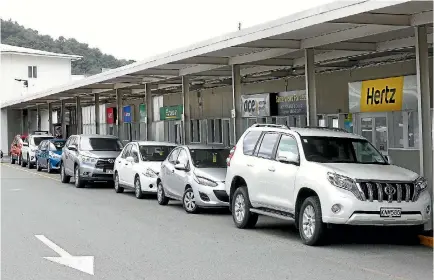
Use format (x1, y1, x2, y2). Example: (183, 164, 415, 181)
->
(1, 163, 61, 182)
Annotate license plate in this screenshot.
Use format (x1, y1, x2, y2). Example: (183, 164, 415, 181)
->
(106, 169, 114, 174)
(380, 207, 402, 218)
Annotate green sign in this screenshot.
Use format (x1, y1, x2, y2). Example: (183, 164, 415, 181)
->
(139, 104, 147, 123)
(160, 105, 183, 121)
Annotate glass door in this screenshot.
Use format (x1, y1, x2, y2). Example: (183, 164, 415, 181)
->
(357, 113, 388, 155)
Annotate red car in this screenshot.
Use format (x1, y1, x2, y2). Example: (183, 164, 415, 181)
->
(9, 134, 26, 165)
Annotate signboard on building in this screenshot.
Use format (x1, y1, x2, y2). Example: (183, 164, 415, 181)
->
(106, 107, 114, 124)
(348, 75, 416, 113)
(139, 104, 147, 123)
(123, 105, 133, 123)
(241, 93, 277, 117)
(276, 90, 307, 115)
(160, 105, 183, 121)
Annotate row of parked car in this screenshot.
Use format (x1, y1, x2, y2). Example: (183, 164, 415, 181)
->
(9, 125, 432, 245)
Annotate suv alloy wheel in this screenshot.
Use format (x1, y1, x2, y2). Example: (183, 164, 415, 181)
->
(157, 182, 169, 205)
(298, 196, 325, 246)
(232, 186, 258, 228)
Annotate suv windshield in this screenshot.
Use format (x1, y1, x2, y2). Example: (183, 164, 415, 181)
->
(49, 141, 66, 151)
(190, 149, 230, 168)
(80, 138, 123, 151)
(139, 145, 175, 162)
(33, 136, 53, 146)
(301, 136, 387, 164)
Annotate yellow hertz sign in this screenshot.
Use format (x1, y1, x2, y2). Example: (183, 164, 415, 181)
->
(360, 76, 404, 112)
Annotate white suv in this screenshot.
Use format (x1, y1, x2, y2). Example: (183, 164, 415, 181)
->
(225, 124, 431, 246)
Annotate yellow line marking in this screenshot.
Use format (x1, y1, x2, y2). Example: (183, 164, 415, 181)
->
(1, 162, 61, 182)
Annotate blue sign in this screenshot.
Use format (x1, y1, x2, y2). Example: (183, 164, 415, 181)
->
(123, 105, 132, 123)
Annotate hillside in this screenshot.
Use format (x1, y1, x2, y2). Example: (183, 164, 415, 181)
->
(1, 19, 135, 75)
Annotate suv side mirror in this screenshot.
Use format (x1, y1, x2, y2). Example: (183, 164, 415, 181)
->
(68, 144, 77, 151)
(384, 155, 392, 164)
(277, 152, 299, 165)
(126, 156, 134, 163)
(174, 162, 187, 171)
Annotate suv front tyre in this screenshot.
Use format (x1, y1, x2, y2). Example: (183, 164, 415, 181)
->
(60, 162, 70, 183)
(231, 186, 258, 229)
(298, 196, 326, 246)
(74, 165, 85, 188)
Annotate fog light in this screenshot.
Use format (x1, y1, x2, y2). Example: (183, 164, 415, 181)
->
(426, 205, 431, 215)
(83, 172, 90, 176)
(331, 204, 341, 214)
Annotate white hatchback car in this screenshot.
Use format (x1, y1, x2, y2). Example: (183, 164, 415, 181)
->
(113, 141, 176, 199)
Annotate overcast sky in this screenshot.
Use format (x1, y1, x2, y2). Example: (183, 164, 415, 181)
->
(1, 0, 333, 61)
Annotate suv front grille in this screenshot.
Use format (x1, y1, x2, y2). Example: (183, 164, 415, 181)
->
(95, 158, 115, 170)
(358, 181, 417, 202)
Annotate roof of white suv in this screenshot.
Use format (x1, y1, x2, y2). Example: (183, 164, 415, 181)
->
(247, 126, 365, 140)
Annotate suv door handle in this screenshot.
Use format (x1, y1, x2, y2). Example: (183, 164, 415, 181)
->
(268, 166, 275, 172)
(247, 163, 254, 167)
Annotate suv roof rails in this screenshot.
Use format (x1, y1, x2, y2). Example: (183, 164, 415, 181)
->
(302, 126, 348, 133)
(32, 130, 50, 135)
(250, 123, 290, 129)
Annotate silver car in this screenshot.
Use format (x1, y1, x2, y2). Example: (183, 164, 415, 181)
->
(60, 134, 123, 188)
(157, 145, 230, 214)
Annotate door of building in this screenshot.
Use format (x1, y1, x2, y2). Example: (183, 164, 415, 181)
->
(355, 113, 388, 155)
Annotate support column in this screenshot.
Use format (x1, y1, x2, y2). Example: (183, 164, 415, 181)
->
(116, 89, 123, 139)
(415, 26, 433, 230)
(21, 109, 25, 134)
(75, 96, 82, 135)
(36, 105, 41, 131)
(48, 102, 53, 135)
(145, 84, 153, 141)
(26, 109, 31, 134)
(60, 100, 66, 138)
(305, 48, 318, 126)
(182, 76, 191, 144)
(94, 93, 100, 134)
(231, 65, 242, 141)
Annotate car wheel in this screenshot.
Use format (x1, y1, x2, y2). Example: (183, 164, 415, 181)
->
(27, 156, 32, 169)
(47, 160, 52, 173)
(114, 172, 124, 193)
(157, 182, 169, 205)
(182, 187, 199, 214)
(36, 159, 42, 172)
(134, 176, 144, 199)
(20, 155, 26, 167)
(60, 162, 70, 183)
(232, 186, 258, 229)
(10, 155, 15, 164)
(74, 165, 85, 188)
(298, 196, 325, 246)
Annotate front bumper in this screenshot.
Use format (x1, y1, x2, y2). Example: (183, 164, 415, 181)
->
(193, 182, 229, 208)
(322, 189, 431, 226)
(138, 173, 158, 193)
(79, 164, 114, 182)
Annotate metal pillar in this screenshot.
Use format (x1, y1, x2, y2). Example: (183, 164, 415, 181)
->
(231, 65, 242, 141)
(182, 76, 191, 144)
(36, 105, 41, 131)
(145, 84, 153, 141)
(48, 102, 53, 135)
(21, 109, 25, 134)
(94, 93, 100, 134)
(60, 100, 66, 138)
(116, 89, 123, 139)
(415, 26, 433, 230)
(305, 48, 318, 126)
(26, 109, 31, 134)
(75, 96, 82, 134)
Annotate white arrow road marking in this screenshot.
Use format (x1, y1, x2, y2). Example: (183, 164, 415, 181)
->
(35, 235, 94, 275)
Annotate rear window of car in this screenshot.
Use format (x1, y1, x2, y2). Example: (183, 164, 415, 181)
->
(243, 131, 262, 155)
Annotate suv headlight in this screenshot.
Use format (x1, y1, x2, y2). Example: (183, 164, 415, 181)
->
(79, 155, 97, 164)
(193, 173, 218, 187)
(327, 172, 365, 201)
(413, 176, 428, 201)
(143, 168, 158, 178)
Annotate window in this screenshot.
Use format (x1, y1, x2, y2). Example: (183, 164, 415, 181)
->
(28, 66, 37, 78)
(276, 134, 299, 159)
(242, 131, 262, 155)
(131, 145, 140, 163)
(121, 144, 132, 159)
(190, 149, 229, 168)
(168, 148, 181, 164)
(38, 141, 46, 150)
(49, 140, 66, 151)
(139, 145, 175, 162)
(190, 120, 201, 143)
(257, 133, 279, 159)
(32, 136, 53, 146)
(177, 149, 189, 165)
(80, 137, 123, 151)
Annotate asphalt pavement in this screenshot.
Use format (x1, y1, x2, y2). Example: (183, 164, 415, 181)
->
(1, 161, 433, 280)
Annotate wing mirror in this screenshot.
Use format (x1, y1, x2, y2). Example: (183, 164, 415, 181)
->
(174, 162, 187, 171)
(126, 156, 134, 163)
(67, 144, 77, 151)
(277, 152, 299, 165)
(384, 155, 392, 164)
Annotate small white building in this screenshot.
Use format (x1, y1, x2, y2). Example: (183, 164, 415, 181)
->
(0, 44, 82, 153)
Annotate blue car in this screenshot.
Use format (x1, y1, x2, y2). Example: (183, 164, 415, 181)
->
(35, 139, 66, 173)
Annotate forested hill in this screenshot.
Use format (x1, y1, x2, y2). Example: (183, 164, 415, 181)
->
(1, 19, 135, 75)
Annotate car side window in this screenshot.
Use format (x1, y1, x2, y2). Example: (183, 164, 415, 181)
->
(243, 131, 262, 155)
(256, 133, 280, 160)
(121, 144, 131, 159)
(177, 149, 189, 165)
(276, 134, 299, 160)
(38, 141, 46, 150)
(168, 148, 181, 164)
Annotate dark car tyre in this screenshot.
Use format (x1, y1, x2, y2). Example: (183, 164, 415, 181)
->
(60, 162, 71, 183)
(232, 186, 258, 229)
(298, 196, 326, 246)
(114, 172, 124, 193)
(20, 155, 25, 167)
(27, 156, 33, 169)
(47, 160, 52, 173)
(74, 165, 85, 188)
(157, 182, 169, 205)
(36, 159, 42, 172)
(182, 187, 199, 214)
(134, 176, 144, 199)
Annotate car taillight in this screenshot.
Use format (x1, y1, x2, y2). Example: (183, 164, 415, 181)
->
(227, 146, 236, 166)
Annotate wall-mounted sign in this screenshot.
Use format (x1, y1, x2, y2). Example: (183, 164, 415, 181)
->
(160, 105, 183, 121)
(123, 105, 133, 123)
(106, 107, 114, 124)
(241, 93, 277, 118)
(276, 90, 307, 115)
(139, 104, 147, 123)
(360, 76, 404, 112)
